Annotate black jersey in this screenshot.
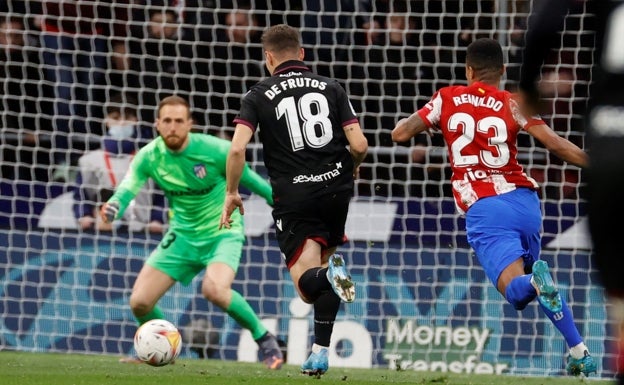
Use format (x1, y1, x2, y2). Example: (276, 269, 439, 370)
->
(234, 60, 359, 204)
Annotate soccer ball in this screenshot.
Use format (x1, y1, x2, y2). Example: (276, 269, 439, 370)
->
(134, 319, 182, 367)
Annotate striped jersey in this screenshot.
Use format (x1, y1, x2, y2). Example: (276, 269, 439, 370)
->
(417, 81, 544, 214)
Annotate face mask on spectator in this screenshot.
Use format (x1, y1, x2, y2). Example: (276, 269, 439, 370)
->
(108, 123, 135, 139)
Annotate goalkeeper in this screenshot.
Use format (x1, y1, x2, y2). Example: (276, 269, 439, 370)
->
(100, 95, 284, 369)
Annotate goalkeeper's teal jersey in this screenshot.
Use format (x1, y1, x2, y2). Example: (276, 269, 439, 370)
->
(109, 132, 273, 237)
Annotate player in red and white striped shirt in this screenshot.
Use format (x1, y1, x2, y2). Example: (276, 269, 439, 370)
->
(393, 38, 596, 376)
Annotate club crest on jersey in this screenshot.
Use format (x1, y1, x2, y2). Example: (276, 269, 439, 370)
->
(193, 164, 207, 179)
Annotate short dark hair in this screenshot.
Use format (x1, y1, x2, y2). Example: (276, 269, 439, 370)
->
(261, 24, 300, 55)
(466, 38, 504, 71)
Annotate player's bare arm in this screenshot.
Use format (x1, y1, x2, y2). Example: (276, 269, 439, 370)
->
(525, 124, 589, 169)
(391, 112, 429, 143)
(220, 123, 254, 229)
(343, 122, 368, 174)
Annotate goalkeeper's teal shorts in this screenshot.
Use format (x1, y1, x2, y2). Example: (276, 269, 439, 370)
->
(146, 229, 245, 285)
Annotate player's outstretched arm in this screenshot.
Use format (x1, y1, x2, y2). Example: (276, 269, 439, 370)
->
(220, 124, 254, 229)
(526, 123, 589, 169)
(99, 149, 151, 225)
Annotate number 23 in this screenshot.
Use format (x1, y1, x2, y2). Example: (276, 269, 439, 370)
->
(448, 112, 510, 168)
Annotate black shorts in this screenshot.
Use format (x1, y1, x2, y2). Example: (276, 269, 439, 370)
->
(272, 189, 352, 268)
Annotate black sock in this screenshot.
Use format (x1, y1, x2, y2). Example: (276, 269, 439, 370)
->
(298, 267, 332, 302)
(313, 291, 341, 347)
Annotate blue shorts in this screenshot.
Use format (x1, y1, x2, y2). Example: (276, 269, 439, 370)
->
(465, 188, 542, 287)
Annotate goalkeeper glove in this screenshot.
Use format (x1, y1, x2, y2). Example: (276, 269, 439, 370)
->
(100, 202, 120, 223)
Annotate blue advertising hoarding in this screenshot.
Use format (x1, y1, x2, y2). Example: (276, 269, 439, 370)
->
(0, 229, 610, 377)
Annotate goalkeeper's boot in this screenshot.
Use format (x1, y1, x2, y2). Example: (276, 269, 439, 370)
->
(327, 254, 355, 302)
(531, 260, 562, 313)
(301, 348, 329, 377)
(566, 350, 597, 376)
(257, 332, 284, 370)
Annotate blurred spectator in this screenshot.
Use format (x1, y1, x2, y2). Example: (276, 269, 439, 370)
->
(126, 5, 195, 127)
(34, 1, 133, 182)
(172, 0, 217, 42)
(448, 1, 496, 83)
(457, 1, 496, 46)
(300, 0, 359, 80)
(73, 94, 166, 233)
(205, 6, 264, 138)
(355, 0, 388, 46)
(146, 0, 226, 130)
(362, 2, 427, 146)
(263, 0, 303, 28)
(0, 15, 52, 182)
(503, 17, 527, 90)
(225, 8, 261, 44)
(354, 1, 442, 198)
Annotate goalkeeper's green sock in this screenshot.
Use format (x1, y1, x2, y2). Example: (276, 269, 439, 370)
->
(135, 306, 165, 325)
(226, 290, 267, 340)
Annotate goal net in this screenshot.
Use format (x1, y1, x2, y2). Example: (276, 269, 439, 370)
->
(0, 0, 607, 377)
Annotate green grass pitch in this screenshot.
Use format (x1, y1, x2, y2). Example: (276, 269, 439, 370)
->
(0, 351, 609, 385)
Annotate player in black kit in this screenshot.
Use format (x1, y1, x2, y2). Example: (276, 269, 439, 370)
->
(219, 24, 368, 377)
(519, 0, 624, 380)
